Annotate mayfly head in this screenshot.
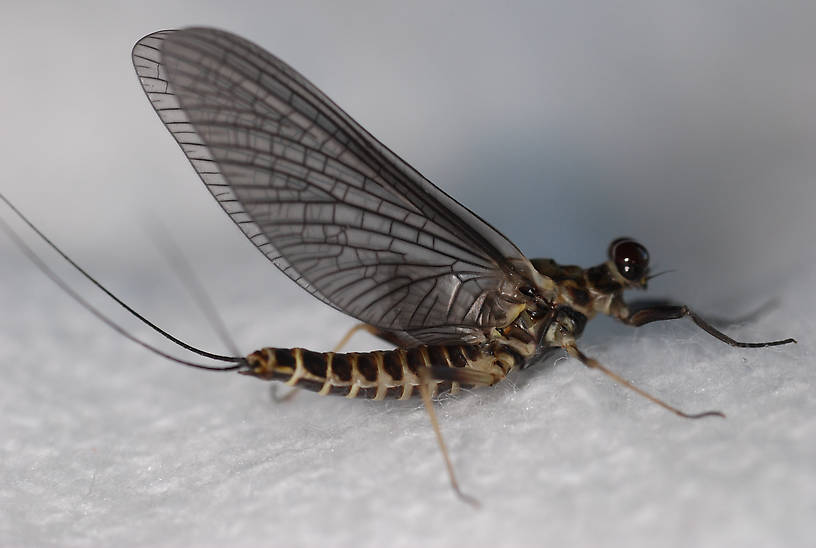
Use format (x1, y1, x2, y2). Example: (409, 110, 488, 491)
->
(607, 237, 650, 289)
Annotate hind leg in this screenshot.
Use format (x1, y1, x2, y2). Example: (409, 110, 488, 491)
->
(332, 323, 388, 352)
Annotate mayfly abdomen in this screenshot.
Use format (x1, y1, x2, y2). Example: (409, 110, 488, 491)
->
(242, 343, 503, 400)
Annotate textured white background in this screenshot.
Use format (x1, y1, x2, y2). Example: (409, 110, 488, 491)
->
(1, 1, 814, 546)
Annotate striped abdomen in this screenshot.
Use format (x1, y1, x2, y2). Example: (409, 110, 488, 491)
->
(241, 343, 518, 400)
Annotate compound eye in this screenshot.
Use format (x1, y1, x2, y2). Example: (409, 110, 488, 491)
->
(608, 238, 649, 281)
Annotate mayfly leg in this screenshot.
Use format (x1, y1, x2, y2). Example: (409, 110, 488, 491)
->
(417, 368, 481, 508)
(622, 302, 796, 348)
(331, 323, 385, 353)
(564, 344, 725, 419)
(417, 357, 508, 507)
(578, 301, 796, 416)
(628, 298, 782, 329)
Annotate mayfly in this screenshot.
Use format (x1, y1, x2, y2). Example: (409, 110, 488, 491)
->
(1, 28, 795, 505)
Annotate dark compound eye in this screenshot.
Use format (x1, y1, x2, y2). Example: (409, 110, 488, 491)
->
(519, 285, 537, 298)
(608, 238, 649, 282)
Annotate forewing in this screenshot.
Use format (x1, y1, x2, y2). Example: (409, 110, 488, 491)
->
(132, 28, 536, 344)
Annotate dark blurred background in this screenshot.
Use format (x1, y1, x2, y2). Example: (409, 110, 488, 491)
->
(1, 1, 814, 332)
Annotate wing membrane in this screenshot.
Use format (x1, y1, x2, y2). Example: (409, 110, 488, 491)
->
(132, 28, 537, 344)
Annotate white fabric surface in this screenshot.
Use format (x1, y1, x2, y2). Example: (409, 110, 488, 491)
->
(1, 258, 813, 547)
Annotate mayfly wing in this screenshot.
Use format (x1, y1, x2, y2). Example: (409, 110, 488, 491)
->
(132, 28, 540, 345)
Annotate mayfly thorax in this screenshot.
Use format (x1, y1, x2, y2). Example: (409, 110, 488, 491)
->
(0, 28, 796, 506)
